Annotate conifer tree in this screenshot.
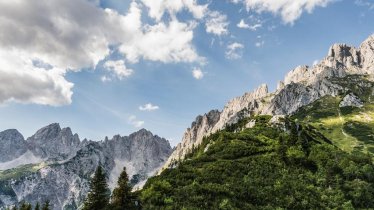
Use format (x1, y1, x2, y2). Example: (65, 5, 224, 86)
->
(83, 165, 110, 210)
(41, 201, 50, 210)
(111, 167, 134, 209)
(19, 202, 31, 210)
(34, 202, 40, 210)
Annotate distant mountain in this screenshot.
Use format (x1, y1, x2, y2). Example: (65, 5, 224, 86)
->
(0, 124, 172, 210)
(162, 34, 374, 170)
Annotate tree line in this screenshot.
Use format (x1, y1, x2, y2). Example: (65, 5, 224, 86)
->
(82, 165, 140, 210)
(8, 201, 50, 210)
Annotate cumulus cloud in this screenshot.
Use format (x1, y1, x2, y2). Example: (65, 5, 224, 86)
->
(192, 67, 204, 79)
(0, 0, 204, 105)
(237, 19, 250, 29)
(139, 103, 160, 111)
(205, 11, 229, 36)
(234, 0, 335, 24)
(226, 42, 244, 60)
(103, 60, 133, 80)
(140, 0, 208, 21)
(119, 19, 202, 64)
(128, 115, 145, 128)
(0, 49, 73, 106)
(237, 19, 262, 31)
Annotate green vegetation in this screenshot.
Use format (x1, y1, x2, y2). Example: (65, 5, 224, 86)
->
(7, 201, 50, 210)
(293, 75, 374, 154)
(82, 166, 111, 210)
(0, 163, 44, 181)
(111, 167, 138, 210)
(140, 116, 374, 209)
(82, 166, 141, 210)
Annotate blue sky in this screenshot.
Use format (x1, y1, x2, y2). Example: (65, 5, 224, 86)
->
(0, 0, 373, 145)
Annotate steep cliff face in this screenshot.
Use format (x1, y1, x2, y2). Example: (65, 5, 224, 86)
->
(0, 126, 172, 210)
(162, 34, 374, 169)
(0, 129, 27, 162)
(27, 123, 81, 161)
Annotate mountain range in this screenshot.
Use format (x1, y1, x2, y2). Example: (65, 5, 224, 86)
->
(0, 124, 172, 209)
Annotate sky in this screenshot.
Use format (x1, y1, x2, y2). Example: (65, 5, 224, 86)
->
(0, 0, 373, 146)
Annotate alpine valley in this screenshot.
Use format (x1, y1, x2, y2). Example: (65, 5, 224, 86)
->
(2, 34, 374, 209)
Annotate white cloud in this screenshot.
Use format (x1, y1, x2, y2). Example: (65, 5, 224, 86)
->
(101, 75, 112, 83)
(119, 19, 202, 64)
(249, 23, 262, 31)
(128, 115, 145, 128)
(0, 0, 204, 105)
(234, 0, 335, 24)
(0, 49, 73, 106)
(237, 19, 250, 29)
(103, 60, 133, 80)
(355, 0, 374, 10)
(192, 67, 204, 79)
(140, 0, 208, 21)
(139, 103, 160, 111)
(237, 19, 262, 31)
(205, 11, 229, 36)
(255, 41, 265, 47)
(226, 42, 244, 60)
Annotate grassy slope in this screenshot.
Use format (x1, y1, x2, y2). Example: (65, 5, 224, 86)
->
(140, 116, 374, 209)
(293, 75, 374, 155)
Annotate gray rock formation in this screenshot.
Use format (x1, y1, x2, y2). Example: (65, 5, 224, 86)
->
(27, 123, 81, 161)
(0, 126, 172, 210)
(0, 129, 27, 162)
(339, 93, 364, 108)
(161, 34, 374, 170)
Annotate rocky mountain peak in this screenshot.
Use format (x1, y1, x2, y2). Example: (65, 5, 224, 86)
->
(0, 129, 27, 162)
(360, 35, 374, 73)
(0, 129, 24, 140)
(26, 123, 81, 160)
(29, 123, 61, 142)
(130, 128, 154, 139)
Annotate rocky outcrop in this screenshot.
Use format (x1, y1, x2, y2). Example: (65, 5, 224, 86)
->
(162, 34, 374, 170)
(339, 93, 364, 108)
(0, 126, 172, 210)
(0, 129, 27, 162)
(27, 123, 81, 160)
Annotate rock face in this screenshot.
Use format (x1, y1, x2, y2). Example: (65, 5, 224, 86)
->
(0, 126, 172, 210)
(339, 93, 364, 108)
(0, 129, 27, 162)
(162, 34, 374, 170)
(27, 123, 81, 160)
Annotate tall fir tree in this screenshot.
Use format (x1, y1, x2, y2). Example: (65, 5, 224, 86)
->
(19, 202, 31, 210)
(110, 167, 135, 209)
(34, 202, 40, 210)
(83, 165, 110, 210)
(41, 200, 50, 210)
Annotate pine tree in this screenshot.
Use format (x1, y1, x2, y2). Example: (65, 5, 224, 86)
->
(83, 165, 110, 210)
(111, 167, 135, 209)
(19, 202, 32, 210)
(34, 202, 40, 210)
(41, 201, 50, 210)
(11, 206, 18, 210)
